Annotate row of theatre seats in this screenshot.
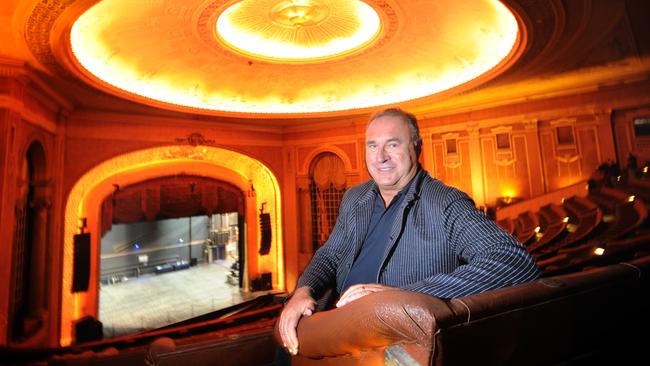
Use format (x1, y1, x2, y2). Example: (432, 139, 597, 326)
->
(3, 177, 649, 366)
(497, 178, 650, 276)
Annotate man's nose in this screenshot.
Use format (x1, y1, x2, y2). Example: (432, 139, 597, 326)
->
(376, 146, 389, 162)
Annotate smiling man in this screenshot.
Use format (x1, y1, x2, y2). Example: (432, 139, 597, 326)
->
(277, 108, 539, 358)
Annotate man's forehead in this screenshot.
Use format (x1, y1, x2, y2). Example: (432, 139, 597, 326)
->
(366, 117, 409, 138)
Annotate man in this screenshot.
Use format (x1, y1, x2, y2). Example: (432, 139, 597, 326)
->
(278, 108, 539, 356)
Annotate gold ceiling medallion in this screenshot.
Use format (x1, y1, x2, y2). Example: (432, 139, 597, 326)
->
(215, 0, 381, 62)
(269, 1, 330, 29)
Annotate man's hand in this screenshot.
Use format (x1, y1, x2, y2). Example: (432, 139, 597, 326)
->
(278, 286, 316, 355)
(335, 283, 394, 308)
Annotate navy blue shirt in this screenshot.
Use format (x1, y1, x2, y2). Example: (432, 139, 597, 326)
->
(341, 178, 415, 292)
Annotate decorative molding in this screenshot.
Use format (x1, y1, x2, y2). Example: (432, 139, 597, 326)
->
(441, 132, 460, 140)
(443, 155, 461, 169)
(440, 132, 461, 167)
(556, 154, 580, 163)
(465, 122, 480, 137)
(522, 119, 539, 130)
(163, 132, 216, 160)
(25, 0, 75, 75)
(592, 109, 613, 122)
(494, 153, 515, 166)
(0, 58, 29, 78)
(490, 126, 513, 134)
(549, 117, 576, 126)
(174, 132, 216, 146)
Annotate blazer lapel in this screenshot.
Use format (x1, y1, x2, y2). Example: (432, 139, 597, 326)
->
(379, 170, 425, 273)
(351, 188, 375, 258)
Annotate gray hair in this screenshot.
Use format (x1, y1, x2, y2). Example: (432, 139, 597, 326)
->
(368, 108, 422, 157)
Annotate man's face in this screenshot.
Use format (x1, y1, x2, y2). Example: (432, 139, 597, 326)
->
(365, 115, 418, 195)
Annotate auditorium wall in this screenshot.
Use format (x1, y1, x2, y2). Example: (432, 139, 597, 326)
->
(1, 61, 650, 347)
(0, 68, 66, 347)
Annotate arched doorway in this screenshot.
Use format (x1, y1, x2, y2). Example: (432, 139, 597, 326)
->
(60, 146, 282, 345)
(10, 141, 50, 343)
(309, 153, 347, 252)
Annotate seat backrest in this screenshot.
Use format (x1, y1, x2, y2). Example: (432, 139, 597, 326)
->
(433, 255, 650, 366)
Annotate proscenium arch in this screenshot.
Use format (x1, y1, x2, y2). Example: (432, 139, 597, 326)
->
(60, 146, 283, 346)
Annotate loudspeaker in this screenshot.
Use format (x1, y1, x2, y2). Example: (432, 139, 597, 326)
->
(72, 233, 91, 292)
(258, 213, 272, 255)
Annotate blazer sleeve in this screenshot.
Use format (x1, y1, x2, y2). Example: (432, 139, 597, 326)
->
(403, 189, 540, 298)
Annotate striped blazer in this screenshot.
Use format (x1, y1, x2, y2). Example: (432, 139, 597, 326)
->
(296, 169, 540, 300)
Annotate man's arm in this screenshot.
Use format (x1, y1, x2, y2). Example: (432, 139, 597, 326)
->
(278, 286, 316, 355)
(405, 190, 540, 298)
(278, 188, 356, 354)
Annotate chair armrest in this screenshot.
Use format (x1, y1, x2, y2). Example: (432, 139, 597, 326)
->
(274, 290, 454, 362)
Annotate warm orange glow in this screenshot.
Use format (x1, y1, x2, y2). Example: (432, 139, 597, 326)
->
(628, 195, 635, 202)
(61, 146, 283, 345)
(501, 187, 517, 200)
(216, 0, 380, 62)
(562, 216, 569, 223)
(594, 247, 605, 256)
(68, 0, 520, 115)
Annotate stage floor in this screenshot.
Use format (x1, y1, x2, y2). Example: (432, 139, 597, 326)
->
(99, 259, 250, 338)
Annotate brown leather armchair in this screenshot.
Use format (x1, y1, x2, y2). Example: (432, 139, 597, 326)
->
(275, 255, 650, 365)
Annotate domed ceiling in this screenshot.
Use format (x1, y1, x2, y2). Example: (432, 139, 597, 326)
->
(67, 0, 522, 117)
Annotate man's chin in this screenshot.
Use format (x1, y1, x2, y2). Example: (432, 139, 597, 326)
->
(375, 178, 398, 189)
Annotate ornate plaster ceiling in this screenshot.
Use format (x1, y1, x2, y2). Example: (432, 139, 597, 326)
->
(65, 0, 521, 117)
(216, 0, 381, 61)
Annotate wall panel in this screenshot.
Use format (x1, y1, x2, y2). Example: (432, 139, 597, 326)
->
(513, 134, 532, 199)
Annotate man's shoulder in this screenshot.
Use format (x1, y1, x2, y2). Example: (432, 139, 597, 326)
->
(418, 171, 472, 202)
(344, 179, 375, 198)
(336, 180, 374, 213)
(419, 171, 453, 192)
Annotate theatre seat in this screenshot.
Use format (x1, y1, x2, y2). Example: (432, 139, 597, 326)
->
(276, 255, 650, 366)
(514, 210, 539, 245)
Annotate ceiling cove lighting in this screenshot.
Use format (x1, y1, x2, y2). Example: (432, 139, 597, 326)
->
(216, 0, 381, 62)
(69, 0, 520, 115)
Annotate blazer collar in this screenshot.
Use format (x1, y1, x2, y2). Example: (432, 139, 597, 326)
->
(402, 167, 425, 206)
